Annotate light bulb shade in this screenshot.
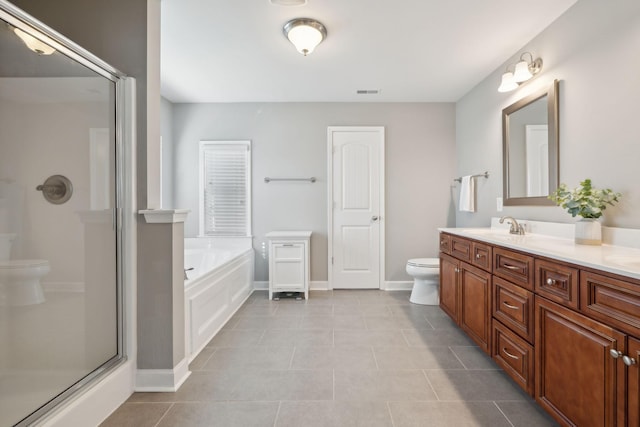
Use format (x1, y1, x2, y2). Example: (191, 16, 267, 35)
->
(498, 72, 518, 92)
(513, 60, 533, 82)
(283, 18, 326, 56)
(13, 28, 56, 56)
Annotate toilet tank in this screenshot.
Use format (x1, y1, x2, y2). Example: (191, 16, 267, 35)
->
(0, 233, 16, 261)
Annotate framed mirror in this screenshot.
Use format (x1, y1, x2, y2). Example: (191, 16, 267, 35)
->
(502, 79, 559, 206)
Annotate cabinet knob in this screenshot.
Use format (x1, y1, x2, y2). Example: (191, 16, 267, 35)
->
(610, 349, 623, 359)
(454, 267, 460, 273)
(476, 254, 481, 259)
(546, 278, 556, 286)
(623, 355, 637, 366)
(371, 215, 379, 222)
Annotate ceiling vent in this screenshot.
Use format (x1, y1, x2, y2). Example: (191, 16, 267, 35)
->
(270, 0, 307, 6)
(356, 89, 380, 95)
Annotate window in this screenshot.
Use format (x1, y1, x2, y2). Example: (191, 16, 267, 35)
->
(199, 141, 251, 236)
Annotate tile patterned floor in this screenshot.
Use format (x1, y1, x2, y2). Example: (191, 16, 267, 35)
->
(101, 290, 558, 427)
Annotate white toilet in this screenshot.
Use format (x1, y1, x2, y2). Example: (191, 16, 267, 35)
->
(0, 233, 49, 306)
(406, 258, 440, 305)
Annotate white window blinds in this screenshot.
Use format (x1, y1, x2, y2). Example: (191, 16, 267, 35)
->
(200, 141, 251, 236)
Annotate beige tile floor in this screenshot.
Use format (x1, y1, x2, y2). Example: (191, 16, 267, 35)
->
(101, 290, 558, 427)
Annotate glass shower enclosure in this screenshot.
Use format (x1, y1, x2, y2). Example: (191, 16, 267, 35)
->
(0, 3, 125, 425)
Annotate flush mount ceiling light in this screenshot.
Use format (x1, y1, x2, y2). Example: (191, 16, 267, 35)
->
(13, 27, 56, 56)
(498, 52, 543, 92)
(283, 18, 327, 56)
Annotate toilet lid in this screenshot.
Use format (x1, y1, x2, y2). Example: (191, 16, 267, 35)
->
(407, 258, 439, 268)
(0, 259, 49, 269)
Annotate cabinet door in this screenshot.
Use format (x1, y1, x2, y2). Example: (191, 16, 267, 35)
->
(536, 297, 625, 427)
(272, 243, 305, 291)
(459, 263, 491, 354)
(439, 254, 459, 322)
(627, 337, 640, 427)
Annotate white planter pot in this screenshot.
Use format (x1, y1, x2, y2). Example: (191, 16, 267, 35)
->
(575, 218, 602, 245)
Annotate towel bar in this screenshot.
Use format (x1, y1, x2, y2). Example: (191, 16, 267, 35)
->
(454, 171, 489, 183)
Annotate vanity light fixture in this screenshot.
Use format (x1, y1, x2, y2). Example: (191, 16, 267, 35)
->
(283, 18, 327, 56)
(498, 52, 543, 92)
(13, 27, 56, 56)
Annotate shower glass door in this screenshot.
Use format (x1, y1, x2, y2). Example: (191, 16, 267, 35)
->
(0, 4, 123, 425)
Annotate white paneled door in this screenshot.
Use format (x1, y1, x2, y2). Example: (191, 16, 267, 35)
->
(329, 127, 384, 289)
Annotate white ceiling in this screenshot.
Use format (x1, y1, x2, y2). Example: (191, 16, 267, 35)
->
(161, 0, 577, 103)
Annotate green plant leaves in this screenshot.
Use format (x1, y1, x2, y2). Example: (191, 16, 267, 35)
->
(548, 179, 621, 219)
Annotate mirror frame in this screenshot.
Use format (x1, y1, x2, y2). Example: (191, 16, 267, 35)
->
(502, 79, 559, 206)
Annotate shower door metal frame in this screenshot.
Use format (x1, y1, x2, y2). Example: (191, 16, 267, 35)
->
(0, 2, 129, 425)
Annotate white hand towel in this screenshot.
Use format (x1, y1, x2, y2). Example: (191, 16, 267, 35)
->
(459, 175, 475, 212)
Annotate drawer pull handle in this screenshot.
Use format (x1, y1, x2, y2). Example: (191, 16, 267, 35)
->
(281, 244, 294, 247)
(503, 348, 519, 360)
(610, 349, 623, 359)
(546, 278, 557, 285)
(503, 264, 520, 270)
(502, 301, 519, 310)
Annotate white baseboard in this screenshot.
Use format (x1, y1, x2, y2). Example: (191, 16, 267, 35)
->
(253, 281, 329, 291)
(384, 281, 414, 291)
(253, 280, 268, 290)
(134, 357, 191, 392)
(310, 281, 329, 290)
(39, 360, 134, 427)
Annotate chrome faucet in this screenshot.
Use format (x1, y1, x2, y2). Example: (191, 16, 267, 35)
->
(499, 216, 525, 235)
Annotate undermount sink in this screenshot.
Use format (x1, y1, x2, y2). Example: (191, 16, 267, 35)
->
(604, 255, 640, 270)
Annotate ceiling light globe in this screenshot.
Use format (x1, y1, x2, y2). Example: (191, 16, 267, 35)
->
(283, 18, 327, 56)
(498, 72, 518, 92)
(13, 28, 55, 56)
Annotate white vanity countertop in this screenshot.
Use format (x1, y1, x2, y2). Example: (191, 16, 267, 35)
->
(439, 227, 640, 281)
(266, 231, 312, 239)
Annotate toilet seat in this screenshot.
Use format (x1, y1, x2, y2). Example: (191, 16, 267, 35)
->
(407, 258, 439, 268)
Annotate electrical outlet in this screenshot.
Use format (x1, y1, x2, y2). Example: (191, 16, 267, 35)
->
(496, 197, 503, 212)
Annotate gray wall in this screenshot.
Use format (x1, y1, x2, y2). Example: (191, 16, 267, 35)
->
(170, 103, 456, 282)
(456, 0, 640, 228)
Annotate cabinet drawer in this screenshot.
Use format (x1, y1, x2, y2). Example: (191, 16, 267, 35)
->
(580, 270, 640, 337)
(492, 319, 534, 397)
(494, 247, 534, 290)
(493, 276, 534, 343)
(450, 236, 471, 262)
(535, 259, 579, 310)
(439, 233, 451, 254)
(471, 241, 492, 272)
(273, 243, 304, 259)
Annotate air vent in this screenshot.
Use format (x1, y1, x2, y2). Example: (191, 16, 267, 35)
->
(269, 0, 307, 6)
(356, 89, 380, 95)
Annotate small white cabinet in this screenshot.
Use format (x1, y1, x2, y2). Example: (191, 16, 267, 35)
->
(266, 231, 311, 300)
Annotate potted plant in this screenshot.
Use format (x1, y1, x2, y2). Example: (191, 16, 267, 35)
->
(548, 179, 621, 245)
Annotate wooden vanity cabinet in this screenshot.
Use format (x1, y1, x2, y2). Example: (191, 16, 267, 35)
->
(535, 297, 625, 427)
(439, 251, 492, 354)
(440, 230, 640, 426)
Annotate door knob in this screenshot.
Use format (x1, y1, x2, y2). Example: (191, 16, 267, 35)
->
(371, 216, 379, 222)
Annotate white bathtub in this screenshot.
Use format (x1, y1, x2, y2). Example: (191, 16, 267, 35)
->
(184, 237, 253, 360)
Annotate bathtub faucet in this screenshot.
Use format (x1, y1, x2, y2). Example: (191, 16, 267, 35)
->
(499, 216, 525, 235)
(184, 267, 194, 280)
